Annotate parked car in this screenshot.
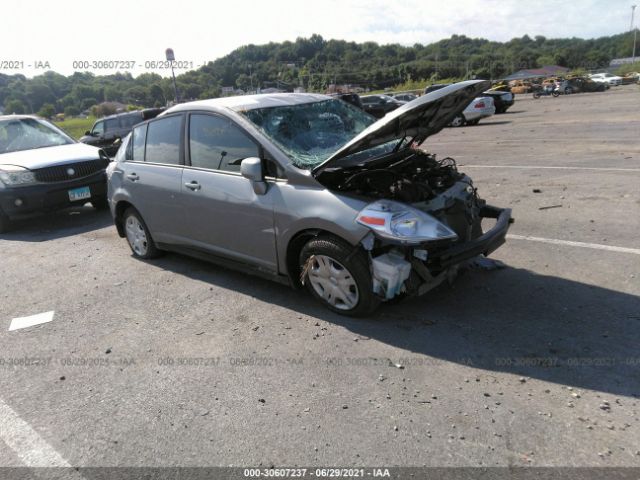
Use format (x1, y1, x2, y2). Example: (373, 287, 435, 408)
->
(0, 115, 109, 233)
(393, 93, 418, 102)
(451, 97, 496, 126)
(360, 94, 404, 118)
(330, 93, 364, 111)
(589, 73, 623, 86)
(80, 108, 164, 157)
(508, 80, 533, 94)
(621, 72, 640, 84)
(425, 84, 496, 125)
(559, 77, 607, 94)
(480, 90, 514, 113)
(107, 81, 512, 316)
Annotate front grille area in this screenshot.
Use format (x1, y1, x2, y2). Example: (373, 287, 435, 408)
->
(33, 159, 109, 183)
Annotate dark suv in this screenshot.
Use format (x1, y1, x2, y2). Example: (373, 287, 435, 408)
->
(80, 108, 164, 157)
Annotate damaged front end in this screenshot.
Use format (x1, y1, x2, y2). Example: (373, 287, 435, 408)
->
(318, 149, 512, 301)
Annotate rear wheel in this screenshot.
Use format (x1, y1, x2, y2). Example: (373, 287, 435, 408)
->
(533, 92, 541, 99)
(123, 207, 161, 259)
(300, 236, 379, 317)
(450, 115, 465, 127)
(0, 210, 12, 234)
(552, 90, 560, 97)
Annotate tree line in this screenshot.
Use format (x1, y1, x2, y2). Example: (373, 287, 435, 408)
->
(1, 32, 636, 117)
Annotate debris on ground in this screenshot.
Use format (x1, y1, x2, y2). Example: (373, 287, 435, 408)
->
(466, 255, 507, 270)
(539, 204, 563, 210)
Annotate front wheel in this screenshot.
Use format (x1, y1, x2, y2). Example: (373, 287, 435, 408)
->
(123, 207, 162, 259)
(533, 92, 541, 99)
(300, 236, 380, 316)
(552, 91, 560, 97)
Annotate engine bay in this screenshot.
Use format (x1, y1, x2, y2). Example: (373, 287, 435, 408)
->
(317, 149, 464, 203)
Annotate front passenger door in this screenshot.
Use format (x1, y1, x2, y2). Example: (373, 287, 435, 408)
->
(180, 113, 277, 271)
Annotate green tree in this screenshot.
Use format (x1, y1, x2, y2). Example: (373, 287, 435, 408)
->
(37, 103, 55, 118)
(4, 99, 26, 114)
(64, 106, 80, 117)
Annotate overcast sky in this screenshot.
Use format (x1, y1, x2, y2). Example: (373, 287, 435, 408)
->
(2, 0, 636, 77)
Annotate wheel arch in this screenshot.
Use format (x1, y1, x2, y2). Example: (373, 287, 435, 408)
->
(285, 228, 360, 289)
(114, 200, 134, 237)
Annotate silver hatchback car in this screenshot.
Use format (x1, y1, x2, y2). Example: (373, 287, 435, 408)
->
(107, 80, 512, 316)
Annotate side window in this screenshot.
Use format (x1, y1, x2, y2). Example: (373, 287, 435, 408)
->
(145, 116, 182, 165)
(126, 124, 147, 161)
(92, 121, 104, 136)
(189, 114, 259, 173)
(122, 114, 143, 129)
(105, 118, 120, 132)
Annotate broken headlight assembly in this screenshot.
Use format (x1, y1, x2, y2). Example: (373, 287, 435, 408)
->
(0, 165, 38, 187)
(356, 200, 458, 245)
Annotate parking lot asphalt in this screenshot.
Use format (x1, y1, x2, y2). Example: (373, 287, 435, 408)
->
(0, 85, 639, 469)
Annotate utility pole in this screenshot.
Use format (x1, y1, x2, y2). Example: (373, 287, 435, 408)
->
(165, 48, 179, 104)
(632, 5, 637, 61)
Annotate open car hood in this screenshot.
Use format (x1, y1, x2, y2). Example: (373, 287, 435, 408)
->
(312, 80, 490, 174)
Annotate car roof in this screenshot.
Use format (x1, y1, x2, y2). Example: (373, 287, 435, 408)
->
(0, 114, 42, 121)
(165, 93, 330, 115)
(98, 110, 145, 121)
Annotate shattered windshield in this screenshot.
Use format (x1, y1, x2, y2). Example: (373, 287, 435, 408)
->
(242, 99, 377, 169)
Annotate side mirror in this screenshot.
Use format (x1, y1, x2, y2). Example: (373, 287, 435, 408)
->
(85, 130, 92, 136)
(240, 157, 267, 195)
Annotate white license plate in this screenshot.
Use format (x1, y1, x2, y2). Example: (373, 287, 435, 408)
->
(68, 186, 91, 202)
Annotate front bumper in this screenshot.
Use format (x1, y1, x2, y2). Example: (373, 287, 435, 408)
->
(0, 171, 107, 219)
(429, 205, 512, 269)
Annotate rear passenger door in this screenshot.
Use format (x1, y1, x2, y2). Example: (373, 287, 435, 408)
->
(179, 112, 278, 271)
(120, 114, 187, 244)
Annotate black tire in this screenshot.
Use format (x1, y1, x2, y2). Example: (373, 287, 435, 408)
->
(91, 195, 109, 210)
(450, 115, 465, 127)
(533, 92, 541, 99)
(299, 236, 380, 317)
(0, 210, 12, 234)
(467, 119, 480, 126)
(122, 207, 162, 259)
(552, 91, 560, 97)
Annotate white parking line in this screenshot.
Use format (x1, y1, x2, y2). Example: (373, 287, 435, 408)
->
(507, 234, 640, 255)
(8, 311, 55, 331)
(461, 165, 640, 172)
(0, 398, 71, 467)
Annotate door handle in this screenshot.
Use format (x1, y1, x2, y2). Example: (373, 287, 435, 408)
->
(184, 181, 201, 191)
(126, 173, 139, 181)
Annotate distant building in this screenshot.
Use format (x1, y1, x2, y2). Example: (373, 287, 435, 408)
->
(610, 57, 638, 66)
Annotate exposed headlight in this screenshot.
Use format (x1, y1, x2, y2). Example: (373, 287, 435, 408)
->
(356, 200, 458, 245)
(0, 165, 38, 186)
